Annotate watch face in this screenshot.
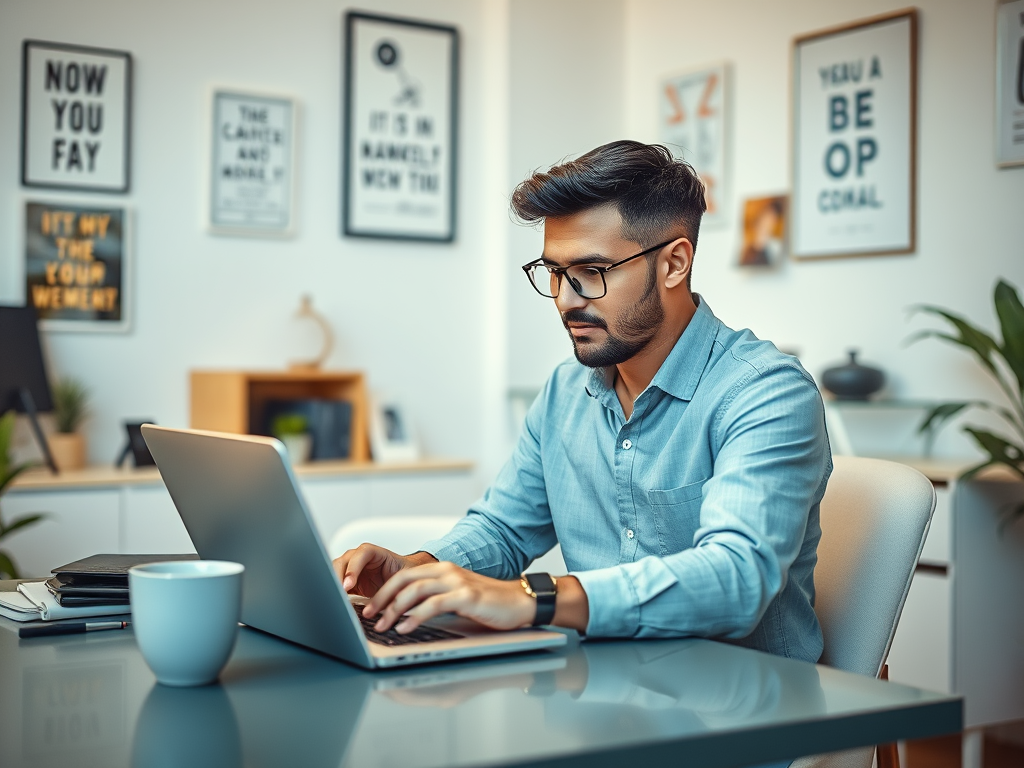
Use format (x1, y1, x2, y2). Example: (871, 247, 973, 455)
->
(525, 572, 556, 595)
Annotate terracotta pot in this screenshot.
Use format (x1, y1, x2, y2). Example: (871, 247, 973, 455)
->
(49, 432, 86, 471)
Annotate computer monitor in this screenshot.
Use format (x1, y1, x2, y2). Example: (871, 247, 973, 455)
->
(0, 306, 57, 472)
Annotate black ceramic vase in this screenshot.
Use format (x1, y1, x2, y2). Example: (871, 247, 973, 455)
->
(821, 350, 885, 400)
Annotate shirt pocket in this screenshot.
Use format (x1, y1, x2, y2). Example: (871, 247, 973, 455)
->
(647, 479, 707, 556)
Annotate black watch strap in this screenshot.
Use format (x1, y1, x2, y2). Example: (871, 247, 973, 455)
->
(522, 572, 557, 626)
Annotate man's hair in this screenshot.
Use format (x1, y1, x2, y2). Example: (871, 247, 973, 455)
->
(510, 141, 707, 288)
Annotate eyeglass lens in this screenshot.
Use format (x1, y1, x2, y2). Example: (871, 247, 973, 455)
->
(528, 264, 606, 299)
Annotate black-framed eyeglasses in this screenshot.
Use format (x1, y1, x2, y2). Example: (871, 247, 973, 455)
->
(521, 238, 679, 300)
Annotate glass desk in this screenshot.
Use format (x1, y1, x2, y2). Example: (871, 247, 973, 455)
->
(0, 619, 960, 768)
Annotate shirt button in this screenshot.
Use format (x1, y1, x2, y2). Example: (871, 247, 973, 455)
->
(621, 439, 632, 450)
(626, 529, 635, 539)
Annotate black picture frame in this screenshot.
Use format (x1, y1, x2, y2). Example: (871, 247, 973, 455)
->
(20, 39, 133, 194)
(342, 12, 459, 242)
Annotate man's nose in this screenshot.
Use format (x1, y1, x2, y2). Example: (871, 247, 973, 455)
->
(554, 276, 588, 313)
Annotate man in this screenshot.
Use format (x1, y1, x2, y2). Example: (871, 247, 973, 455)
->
(335, 140, 831, 662)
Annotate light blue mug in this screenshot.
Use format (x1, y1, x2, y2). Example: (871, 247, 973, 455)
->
(129, 560, 244, 687)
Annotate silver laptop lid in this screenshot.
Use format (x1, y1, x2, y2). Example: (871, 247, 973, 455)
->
(141, 424, 374, 668)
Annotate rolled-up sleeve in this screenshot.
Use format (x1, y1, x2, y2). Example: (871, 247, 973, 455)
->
(575, 365, 830, 639)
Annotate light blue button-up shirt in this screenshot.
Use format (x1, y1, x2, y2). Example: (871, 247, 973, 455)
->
(425, 297, 831, 662)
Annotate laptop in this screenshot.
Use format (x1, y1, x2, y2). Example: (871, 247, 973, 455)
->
(141, 424, 567, 669)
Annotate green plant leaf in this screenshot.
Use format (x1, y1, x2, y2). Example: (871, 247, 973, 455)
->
(0, 513, 45, 540)
(0, 410, 14, 483)
(0, 463, 33, 496)
(994, 279, 1024, 394)
(962, 427, 1024, 481)
(918, 402, 972, 435)
(0, 551, 19, 580)
(910, 305, 1002, 373)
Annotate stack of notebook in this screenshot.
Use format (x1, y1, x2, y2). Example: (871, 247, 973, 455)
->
(46, 553, 199, 607)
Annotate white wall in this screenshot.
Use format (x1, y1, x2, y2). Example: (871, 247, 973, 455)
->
(506, 0, 627, 390)
(0, 0, 506, 483)
(623, 0, 1024, 457)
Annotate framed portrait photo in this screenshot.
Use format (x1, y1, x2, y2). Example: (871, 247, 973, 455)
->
(791, 10, 917, 259)
(24, 200, 131, 333)
(996, 0, 1024, 167)
(739, 195, 788, 268)
(658, 63, 730, 228)
(209, 89, 297, 236)
(343, 12, 459, 242)
(21, 40, 132, 193)
(369, 394, 420, 463)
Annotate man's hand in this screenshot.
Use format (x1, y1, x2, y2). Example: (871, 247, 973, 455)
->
(362, 561, 536, 634)
(332, 544, 437, 597)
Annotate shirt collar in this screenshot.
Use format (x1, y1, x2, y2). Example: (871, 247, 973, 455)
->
(584, 295, 720, 403)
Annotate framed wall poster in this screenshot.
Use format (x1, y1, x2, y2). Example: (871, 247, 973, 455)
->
(21, 40, 132, 193)
(791, 9, 917, 259)
(24, 200, 131, 333)
(996, 0, 1024, 167)
(343, 12, 458, 241)
(658, 63, 729, 228)
(209, 90, 297, 235)
(739, 195, 788, 268)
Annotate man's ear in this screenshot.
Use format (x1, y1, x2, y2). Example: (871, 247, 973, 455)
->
(663, 238, 693, 290)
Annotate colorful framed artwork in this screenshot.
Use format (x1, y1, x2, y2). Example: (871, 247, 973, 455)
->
(996, 0, 1024, 168)
(343, 11, 459, 242)
(209, 89, 297, 236)
(20, 40, 132, 193)
(791, 10, 917, 259)
(658, 63, 729, 228)
(24, 200, 131, 333)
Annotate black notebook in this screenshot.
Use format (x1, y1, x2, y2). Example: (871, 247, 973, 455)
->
(50, 553, 199, 582)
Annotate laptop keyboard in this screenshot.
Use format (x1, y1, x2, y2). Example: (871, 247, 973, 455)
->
(358, 611, 464, 647)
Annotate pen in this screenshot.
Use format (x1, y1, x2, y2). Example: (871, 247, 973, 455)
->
(19, 620, 130, 639)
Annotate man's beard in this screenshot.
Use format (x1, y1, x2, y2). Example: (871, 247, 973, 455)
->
(562, 267, 664, 368)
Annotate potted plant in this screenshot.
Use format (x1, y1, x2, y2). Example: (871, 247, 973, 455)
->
(49, 377, 90, 471)
(0, 410, 45, 579)
(272, 413, 311, 465)
(912, 278, 1024, 525)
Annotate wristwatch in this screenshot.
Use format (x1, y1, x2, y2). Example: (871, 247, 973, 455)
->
(520, 572, 557, 626)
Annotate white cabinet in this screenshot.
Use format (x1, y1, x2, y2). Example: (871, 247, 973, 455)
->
(886, 471, 1024, 731)
(4, 461, 476, 579)
(1, 489, 121, 578)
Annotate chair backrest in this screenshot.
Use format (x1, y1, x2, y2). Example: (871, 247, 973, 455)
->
(814, 456, 936, 677)
(328, 516, 464, 559)
(328, 515, 568, 574)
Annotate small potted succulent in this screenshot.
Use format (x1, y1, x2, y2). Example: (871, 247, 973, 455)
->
(272, 413, 311, 465)
(49, 377, 90, 471)
(0, 410, 45, 579)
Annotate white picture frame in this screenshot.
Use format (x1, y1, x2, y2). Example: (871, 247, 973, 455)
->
(996, 0, 1024, 168)
(369, 394, 420, 463)
(791, 9, 917, 260)
(208, 89, 297, 236)
(658, 62, 730, 228)
(24, 198, 132, 333)
(21, 40, 132, 193)
(343, 12, 459, 242)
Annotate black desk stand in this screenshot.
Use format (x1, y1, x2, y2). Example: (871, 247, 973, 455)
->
(19, 388, 58, 475)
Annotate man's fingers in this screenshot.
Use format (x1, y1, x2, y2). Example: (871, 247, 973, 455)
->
(340, 545, 385, 592)
(364, 562, 453, 618)
(374, 577, 450, 631)
(395, 592, 465, 634)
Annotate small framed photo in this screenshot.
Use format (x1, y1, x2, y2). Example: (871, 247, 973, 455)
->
(209, 89, 297, 236)
(343, 12, 459, 241)
(24, 200, 131, 333)
(369, 395, 420, 463)
(739, 195, 788, 267)
(996, 0, 1024, 168)
(791, 10, 917, 259)
(21, 40, 132, 193)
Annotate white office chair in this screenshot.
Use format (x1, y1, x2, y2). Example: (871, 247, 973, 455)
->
(328, 515, 567, 574)
(793, 456, 936, 768)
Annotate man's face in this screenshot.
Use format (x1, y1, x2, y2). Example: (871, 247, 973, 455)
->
(542, 205, 665, 368)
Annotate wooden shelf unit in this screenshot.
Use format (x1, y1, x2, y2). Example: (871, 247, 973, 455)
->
(190, 369, 371, 462)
